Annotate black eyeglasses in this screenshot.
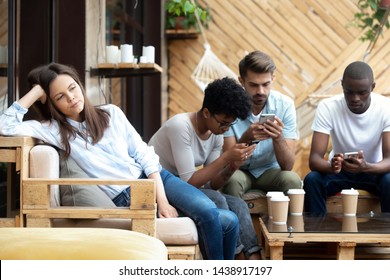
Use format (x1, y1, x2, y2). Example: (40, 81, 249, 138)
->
(212, 115, 238, 128)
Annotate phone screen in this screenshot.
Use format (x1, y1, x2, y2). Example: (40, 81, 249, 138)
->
(344, 152, 358, 162)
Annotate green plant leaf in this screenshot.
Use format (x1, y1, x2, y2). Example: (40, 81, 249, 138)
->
(165, 0, 211, 30)
(183, 1, 194, 15)
(350, 0, 390, 42)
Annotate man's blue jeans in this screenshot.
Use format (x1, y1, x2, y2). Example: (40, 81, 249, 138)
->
(113, 168, 239, 260)
(304, 171, 390, 215)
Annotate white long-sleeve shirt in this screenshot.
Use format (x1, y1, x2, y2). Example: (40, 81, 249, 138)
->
(0, 102, 161, 199)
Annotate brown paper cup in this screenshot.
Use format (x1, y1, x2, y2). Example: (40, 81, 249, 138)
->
(271, 196, 290, 225)
(266, 191, 284, 218)
(287, 189, 305, 216)
(341, 189, 359, 216)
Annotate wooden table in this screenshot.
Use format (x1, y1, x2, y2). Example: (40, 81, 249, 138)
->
(259, 214, 390, 260)
(0, 136, 37, 227)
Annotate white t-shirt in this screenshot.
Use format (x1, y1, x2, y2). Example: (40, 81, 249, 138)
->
(312, 93, 390, 163)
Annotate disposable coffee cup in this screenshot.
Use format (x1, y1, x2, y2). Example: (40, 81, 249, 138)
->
(287, 189, 305, 216)
(342, 216, 358, 232)
(341, 188, 359, 216)
(266, 191, 284, 218)
(271, 196, 290, 225)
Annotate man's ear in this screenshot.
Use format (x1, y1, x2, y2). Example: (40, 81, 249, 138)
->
(238, 76, 244, 86)
(371, 82, 376, 91)
(203, 108, 211, 119)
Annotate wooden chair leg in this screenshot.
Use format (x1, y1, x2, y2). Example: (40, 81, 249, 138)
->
(0, 218, 18, 227)
(131, 218, 156, 237)
(25, 216, 52, 227)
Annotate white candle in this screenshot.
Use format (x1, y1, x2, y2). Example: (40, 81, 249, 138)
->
(139, 56, 147, 63)
(106, 45, 119, 64)
(142, 46, 155, 63)
(120, 44, 134, 63)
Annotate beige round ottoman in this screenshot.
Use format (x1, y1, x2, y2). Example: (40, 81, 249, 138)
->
(0, 227, 167, 260)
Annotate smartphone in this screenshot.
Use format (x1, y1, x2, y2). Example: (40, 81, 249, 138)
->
(259, 113, 275, 124)
(344, 152, 358, 162)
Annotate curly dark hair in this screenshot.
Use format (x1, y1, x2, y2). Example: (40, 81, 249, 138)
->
(202, 77, 251, 120)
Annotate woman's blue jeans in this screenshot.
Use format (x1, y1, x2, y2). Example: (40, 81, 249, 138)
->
(304, 170, 390, 215)
(200, 188, 261, 257)
(120, 168, 237, 260)
(114, 169, 239, 259)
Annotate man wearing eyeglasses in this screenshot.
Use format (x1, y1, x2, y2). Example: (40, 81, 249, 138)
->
(222, 50, 302, 199)
(148, 77, 261, 260)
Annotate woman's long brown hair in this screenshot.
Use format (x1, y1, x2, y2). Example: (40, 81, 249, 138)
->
(27, 63, 110, 158)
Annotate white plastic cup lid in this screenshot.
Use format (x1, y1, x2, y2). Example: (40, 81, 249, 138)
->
(266, 191, 284, 197)
(270, 196, 290, 202)
(341, 188, 359, 195)
(287, 189, 305, 194)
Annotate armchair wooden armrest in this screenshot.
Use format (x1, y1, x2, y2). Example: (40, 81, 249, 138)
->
(22, 178, 157, 236)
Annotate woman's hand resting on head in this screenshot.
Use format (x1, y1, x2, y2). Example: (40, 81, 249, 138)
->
(31, 84, 47, 104)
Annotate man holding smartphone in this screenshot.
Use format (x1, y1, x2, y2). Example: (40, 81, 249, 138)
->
(222, 50, 302, 198)
(303, 61, 390, 215)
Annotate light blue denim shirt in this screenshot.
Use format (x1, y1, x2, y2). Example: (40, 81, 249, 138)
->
(224, 90, 298, 178)
(0, 102, 161, 199)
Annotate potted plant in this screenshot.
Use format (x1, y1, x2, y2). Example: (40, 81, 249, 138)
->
(165, 0, 211, 31)
(351, 0, 390, 42)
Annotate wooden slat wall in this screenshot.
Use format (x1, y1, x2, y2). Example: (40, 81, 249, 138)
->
(0, 1, 6, 46)
(167, 0, 390, 178)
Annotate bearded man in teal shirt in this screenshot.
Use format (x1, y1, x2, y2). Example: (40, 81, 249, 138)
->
(222, 50, 302, 198)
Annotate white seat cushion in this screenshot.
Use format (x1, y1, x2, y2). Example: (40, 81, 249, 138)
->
(157, 217, 198, 245)
(51, 217, 198, 245)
